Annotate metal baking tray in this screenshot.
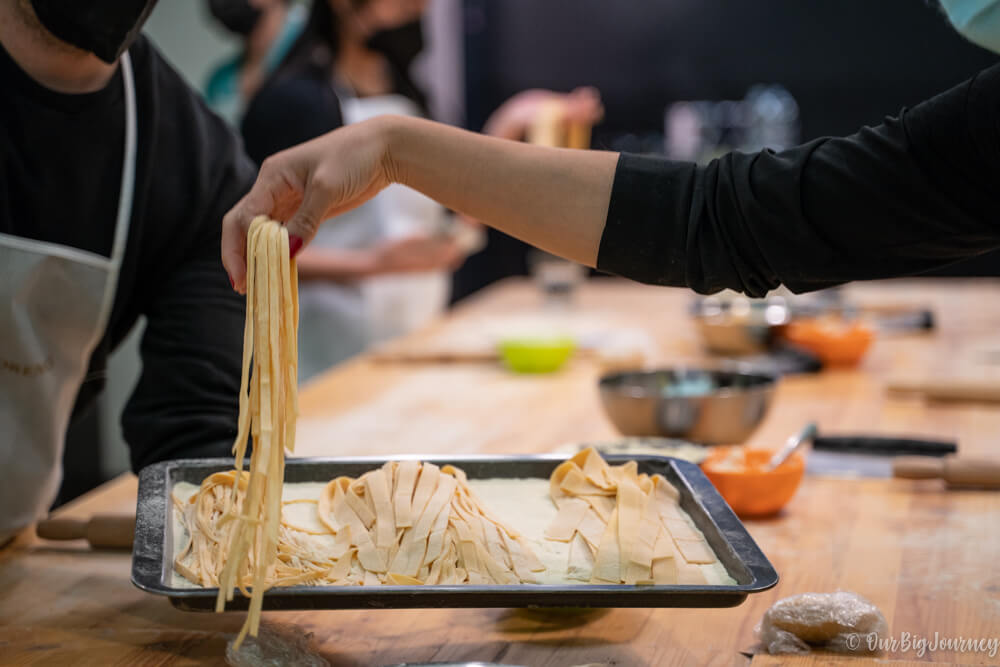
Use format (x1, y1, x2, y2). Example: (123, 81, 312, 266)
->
(132, 454, 778, 611)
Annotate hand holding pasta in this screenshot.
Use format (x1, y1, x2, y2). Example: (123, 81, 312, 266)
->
(222, 120, 394, 294)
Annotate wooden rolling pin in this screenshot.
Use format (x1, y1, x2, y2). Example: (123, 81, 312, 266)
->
(887, 376, 1000, 402)
(36, 515, 135, 549)
(527, 99, 592, 150)
(893, 456, 1000, 489)
(566, 118, 592, 150)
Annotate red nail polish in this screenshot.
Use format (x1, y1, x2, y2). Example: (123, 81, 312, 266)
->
(289, 235, 303, 258)
(229, 275, 235, 289)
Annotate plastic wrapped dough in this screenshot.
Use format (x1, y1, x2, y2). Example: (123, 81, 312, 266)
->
(226, 626, 329, 667)
(756, 591, 887, 655)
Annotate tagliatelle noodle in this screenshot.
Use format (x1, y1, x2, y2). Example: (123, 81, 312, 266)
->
(544, 447, 720, 585)
(213, 217, 298, 649)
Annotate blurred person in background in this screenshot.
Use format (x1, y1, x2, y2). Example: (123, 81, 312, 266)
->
(241, 0, 603, 381)
(203, 0, 307, 125)
(221, 2, 1000, 300)
(0, 0, 253, 544)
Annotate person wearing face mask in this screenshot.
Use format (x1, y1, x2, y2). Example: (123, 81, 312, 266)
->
(0, 0, 256, 545)
(240, 0, 604, 380)
(203, 0, 307, 125)
(223, 4, 1000, 302)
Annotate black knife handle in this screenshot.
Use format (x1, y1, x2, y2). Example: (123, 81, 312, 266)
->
(812, 436, 957, 457)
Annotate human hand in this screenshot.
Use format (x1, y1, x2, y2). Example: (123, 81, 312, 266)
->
(222, 117, 396, 293)
(482, 86, 604, 141)
(369, 235, 466, 275)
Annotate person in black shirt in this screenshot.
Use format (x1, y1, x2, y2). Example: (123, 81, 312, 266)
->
(221, 57, 1000, 299)
(0, 1, 254, 542)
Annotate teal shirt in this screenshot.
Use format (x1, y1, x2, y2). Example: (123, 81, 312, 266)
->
(203, 5, 306, 126)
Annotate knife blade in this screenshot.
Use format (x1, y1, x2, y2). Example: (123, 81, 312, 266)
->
(806, 435, 957, 478)
(806, 450, 896, 478)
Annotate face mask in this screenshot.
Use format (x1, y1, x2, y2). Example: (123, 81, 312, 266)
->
(30, 0, 159, 64)
(365, 20, 424, 75)
(207, 0, 263, 37)
(939, 0, 1000, 54)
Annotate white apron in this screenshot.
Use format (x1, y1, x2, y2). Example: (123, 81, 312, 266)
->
(0, 53, 137, 541)
(297, 94, 450, 381)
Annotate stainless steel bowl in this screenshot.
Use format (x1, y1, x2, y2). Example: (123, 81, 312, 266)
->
(691, 296, 792, 355)
(598, 368, 777, 444)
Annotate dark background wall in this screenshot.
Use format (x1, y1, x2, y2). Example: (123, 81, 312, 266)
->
(453, 0, 999, 298)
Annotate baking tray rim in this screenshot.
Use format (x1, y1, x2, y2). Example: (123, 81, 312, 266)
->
(131, 453, 779, 606)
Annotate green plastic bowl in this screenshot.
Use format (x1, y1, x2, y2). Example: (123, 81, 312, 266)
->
(498, 337, 576, 373)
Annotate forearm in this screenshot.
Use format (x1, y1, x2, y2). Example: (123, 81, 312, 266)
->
(296, 247, 376, 283)
(382, 116, 618, 267)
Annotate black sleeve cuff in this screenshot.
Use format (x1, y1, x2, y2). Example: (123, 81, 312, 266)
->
(596, 150, 789, 298)
(597, 153, 696, 287)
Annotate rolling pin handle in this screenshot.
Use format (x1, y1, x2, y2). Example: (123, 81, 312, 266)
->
(35, 518, 87, 541)
(892, 457, 945, 480)
(35, 515, 136, 549)
(86, 515, 136, 549)
(942, 458, 1000, 489)
(893, 456, 1000, 489)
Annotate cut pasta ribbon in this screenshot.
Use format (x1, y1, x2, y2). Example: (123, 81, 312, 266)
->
(545, 447, 719, 585)
(176, 462, 546, 594)
(213, 217, 299, 649)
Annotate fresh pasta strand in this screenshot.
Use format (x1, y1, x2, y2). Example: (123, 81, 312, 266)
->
(214, 217, 299, 649)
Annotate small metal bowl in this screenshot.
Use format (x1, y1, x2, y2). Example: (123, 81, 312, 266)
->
(691, 296, 792, 356)
(598, 368, 777, 444)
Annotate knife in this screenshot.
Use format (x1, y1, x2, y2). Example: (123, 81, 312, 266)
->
(806, 434, 956, 478)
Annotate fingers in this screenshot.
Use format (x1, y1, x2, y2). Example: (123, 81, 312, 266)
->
(376, 236, 466, 274)
(429, 238, 466, 271)
(222, 170, 279, 294)
(565, 86, 605, 124)
(283, 171, 334, 252)
(442, 239, 467, 270)
(570, 86, 600, 98)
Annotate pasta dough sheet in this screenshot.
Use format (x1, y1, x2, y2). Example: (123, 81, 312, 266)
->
(170, 478, 733, 588)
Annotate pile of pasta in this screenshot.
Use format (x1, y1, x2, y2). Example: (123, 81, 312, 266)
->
(544, 448, 719, 585)
(175, 461, 546, 590)
(212, 217, 298, 648)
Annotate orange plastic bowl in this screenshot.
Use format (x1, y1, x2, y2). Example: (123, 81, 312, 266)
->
(701, 447, 805, 518)
(779, 319, 874, 367)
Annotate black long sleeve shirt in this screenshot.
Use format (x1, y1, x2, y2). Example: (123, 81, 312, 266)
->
(241, 64, 345, 166)
(0, 35, 256, 471)
(598, 63, 1000, 297)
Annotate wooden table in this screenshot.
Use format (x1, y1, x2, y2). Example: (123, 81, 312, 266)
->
(2, 278, 999, 666)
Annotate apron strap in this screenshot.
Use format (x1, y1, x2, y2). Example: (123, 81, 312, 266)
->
(93, 51, 138, 336)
